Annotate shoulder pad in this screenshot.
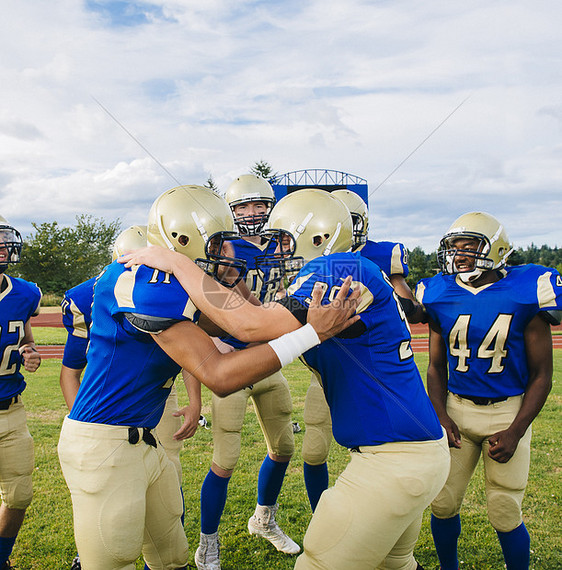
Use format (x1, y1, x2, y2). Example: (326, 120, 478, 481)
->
(124, 313, 183, 334)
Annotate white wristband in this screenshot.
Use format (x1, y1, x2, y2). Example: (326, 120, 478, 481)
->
(267, 323, 321, 368)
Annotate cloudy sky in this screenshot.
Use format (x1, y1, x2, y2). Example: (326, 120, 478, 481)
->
(1, 0, 560, 252)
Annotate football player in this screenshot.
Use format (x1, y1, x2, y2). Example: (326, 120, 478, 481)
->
(0, 216, 42, 570)
(193, 174, 298, 570)
(299, 188, 425, 512)
(58, 185, 359, 570)
(60, 224, 202, 570)
(416, 212, 561, 570)
(123, 189, 450, 569)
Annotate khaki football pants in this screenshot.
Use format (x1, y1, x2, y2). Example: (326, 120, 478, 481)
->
(154, 385, 183, 483)
(302, 373, 332, 465)
(0, 399, 34, 509)
(58, 417, 188, 570)
(295, 433, 450, 570)
(431, 393, 530, 532)
(211, 370, 294, 471)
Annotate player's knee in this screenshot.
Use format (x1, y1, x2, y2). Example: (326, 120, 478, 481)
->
(212, 432, 242, 471)
(431, 486, 463, 520)
(272, 426, 295, 458)
(302, 428, 331, 465)
(487, 491, 522, 532)
(2, 475, 33, 510)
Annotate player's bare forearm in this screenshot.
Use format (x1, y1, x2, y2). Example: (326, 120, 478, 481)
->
(390, 274, 426, 324)
(60, 365, 83, 411)
(488, 315, 553, 462)
(173, 368, 203, 439)
(153, 321, 283, 397)
(427, 326, 461, 447)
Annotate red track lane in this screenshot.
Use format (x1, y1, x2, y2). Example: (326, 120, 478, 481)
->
(32, 311, 562, 359)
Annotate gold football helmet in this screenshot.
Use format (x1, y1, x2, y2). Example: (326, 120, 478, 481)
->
(225, 174, 276, 235)
(437, 211, 513, 282)
(0, 215, 23, 271)
(331, 189, 369, 248)
(147, 185, 235, 260)
(112, 225, 147, 261)
(268, 189, 353, 262)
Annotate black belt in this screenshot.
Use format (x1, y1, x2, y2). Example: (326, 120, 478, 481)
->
(456, 394, 509, 406)
(128, 427, 157, 448)
(0, 395, 19, 410)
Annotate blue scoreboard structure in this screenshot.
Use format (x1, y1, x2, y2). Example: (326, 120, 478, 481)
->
(270, 169, 368, 206)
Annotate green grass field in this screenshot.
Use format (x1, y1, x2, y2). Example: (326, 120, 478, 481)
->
(10, 351, 562, 569)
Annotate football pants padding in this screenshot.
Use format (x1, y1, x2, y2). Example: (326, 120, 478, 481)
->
(302, 374, 332, 466)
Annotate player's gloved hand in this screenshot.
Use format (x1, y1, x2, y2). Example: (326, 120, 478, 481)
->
(440, 414, 461, 448)
(307, 276, 361, 342)
(488, 428, 520, 463)
(19, 345, 41, 373)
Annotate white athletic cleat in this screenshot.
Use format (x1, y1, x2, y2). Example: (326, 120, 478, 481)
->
(248, 503, 301, 554)
(194, 531, 221, 570)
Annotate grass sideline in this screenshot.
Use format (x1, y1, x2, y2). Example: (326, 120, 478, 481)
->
(10, 352, 561, 569)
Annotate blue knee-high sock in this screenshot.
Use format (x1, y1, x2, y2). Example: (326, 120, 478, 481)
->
(497, 522, 530, 570)
(303, 462, 329, 512)
(257, 455, 289, 506)
(200, 470, 231, 535)
(0, 536, 17, 566)
(431, 514, 461, 570)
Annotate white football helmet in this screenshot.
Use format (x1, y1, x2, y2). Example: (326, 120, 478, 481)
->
(268, 189, 353, 262)
(225, 174, 276, 235)
(112, 225, 147, 261)
(437, 211, 513, 283)
(147, 185, 235, 260)
(0, 215, 23, 272)
(331, 189, 369, 249)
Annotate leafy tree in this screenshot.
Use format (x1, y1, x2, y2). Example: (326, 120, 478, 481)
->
(14, 215, 120, 295)
(250, 160, 278, 182)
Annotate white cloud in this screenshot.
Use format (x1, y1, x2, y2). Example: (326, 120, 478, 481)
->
(0, 0, 560, 253)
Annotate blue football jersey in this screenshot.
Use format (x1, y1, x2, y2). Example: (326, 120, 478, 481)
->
(357, 240, 409, 277)
(286, 252, 443, 448)
(69, 262, 200, 428)
(417, 264, 562, 398)
(61, 276, 96, 369)
(0, 275, 42, 399)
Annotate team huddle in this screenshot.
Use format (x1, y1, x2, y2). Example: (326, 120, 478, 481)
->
(0, 175, 561, 570)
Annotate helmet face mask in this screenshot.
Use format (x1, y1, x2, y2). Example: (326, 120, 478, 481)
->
(195, 231, 247, 288)
(437, 212, 513, 283)
(0, 218, 23, 273)
(254, 229, 304, 284)
(226, 174, 276, 236)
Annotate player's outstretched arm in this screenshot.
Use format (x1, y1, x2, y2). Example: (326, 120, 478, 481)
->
(119, 246, 360, 342)
(488, 314, 553, 463)
(426, 325, 461, 448)
(152, 281, 360, 397)
(172, 369, 203, 441)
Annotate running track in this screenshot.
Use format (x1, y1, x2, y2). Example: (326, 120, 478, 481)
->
(31, 312, 562, 359)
